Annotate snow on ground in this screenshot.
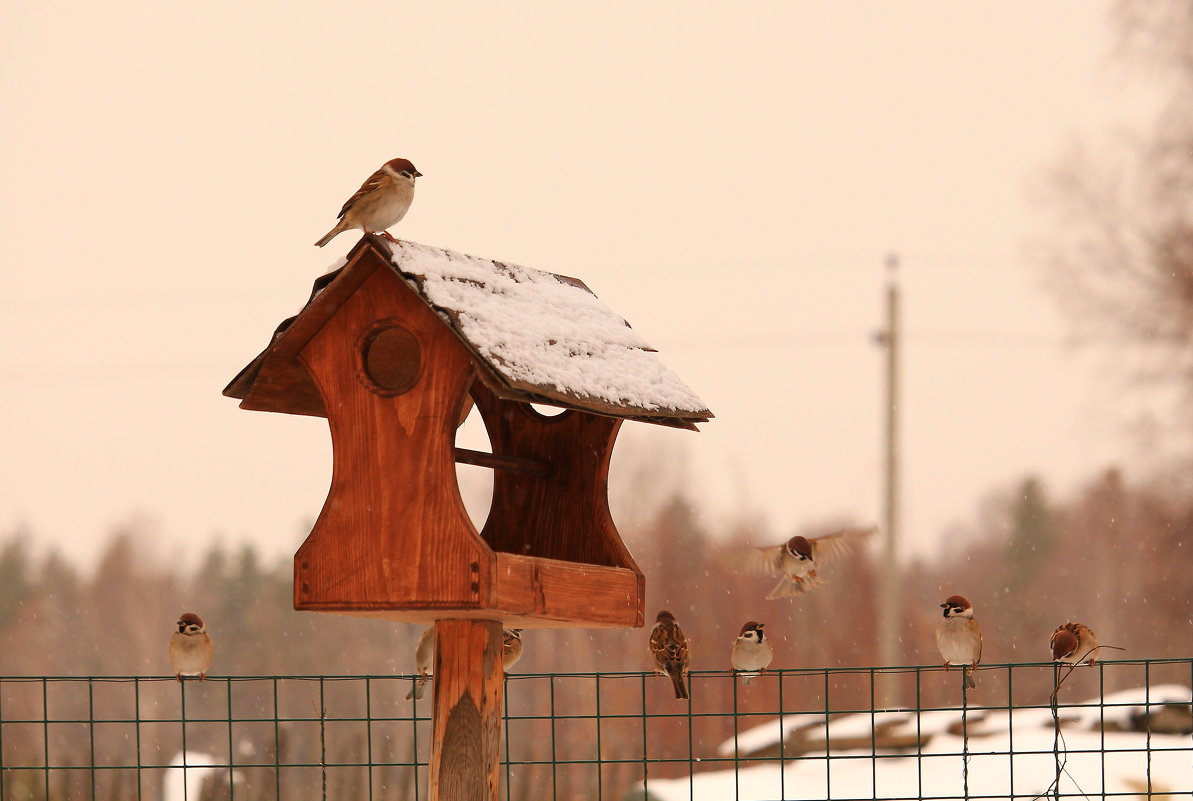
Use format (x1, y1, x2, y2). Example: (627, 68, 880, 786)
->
(645, 729, 1190, 801)
(160, 751, 224, 801)
(388, 239, 710, 416)
(718, 713, 830, 757)
(646, 687, 1192, 800)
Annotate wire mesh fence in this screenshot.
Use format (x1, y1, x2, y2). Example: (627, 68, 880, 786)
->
(0, 658, 1190, 801)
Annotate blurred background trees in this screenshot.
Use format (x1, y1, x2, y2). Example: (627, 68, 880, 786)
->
(0, 461, 1187, 689)
(0, 462, 1190, 800)
(1043, 0, 1193, 439)
(4, 2, 1193, 798)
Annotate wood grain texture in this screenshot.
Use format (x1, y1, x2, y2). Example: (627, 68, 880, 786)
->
(294, 260, 490, 611)
(226, 240, 645, 627)
(493, 554, 643, 627)
(227, 248, 376, 417)
(429, 620, 504, 801)
(291, 557, 641, 628)
(472, 382, 639, 570)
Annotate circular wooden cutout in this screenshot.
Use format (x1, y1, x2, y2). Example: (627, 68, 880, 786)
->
(359, 322, 422, 395)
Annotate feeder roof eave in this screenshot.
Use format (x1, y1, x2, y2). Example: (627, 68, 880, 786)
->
(224, 236, 713, 429)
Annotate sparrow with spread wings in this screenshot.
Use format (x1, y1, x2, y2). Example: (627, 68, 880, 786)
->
(740, 526, 876, 599)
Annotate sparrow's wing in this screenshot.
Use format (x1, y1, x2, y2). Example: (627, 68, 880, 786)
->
(969, 618, 983, 667)
(650, 623, 690, 669)
(413, 627, 435, 673)
(1050, 625, 1075, 658)
(337, 167, 393, 219)
(502, 631, 523, 669)
(809, 526, 878, 564)
(672, 625, 691, 670)
(736, 544, 789, 576)
(648, 627, 668, 672)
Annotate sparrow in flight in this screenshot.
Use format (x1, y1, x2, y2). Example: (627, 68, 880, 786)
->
(741, 526, 876, 598)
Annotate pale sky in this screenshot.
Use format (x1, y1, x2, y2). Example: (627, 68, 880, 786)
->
(0, 1, 1158, 567)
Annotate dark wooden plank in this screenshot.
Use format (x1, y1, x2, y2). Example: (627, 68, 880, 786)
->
(472, 382, 643, 573)
(452, 447, 552, 477)
(430, 620, 503, 801)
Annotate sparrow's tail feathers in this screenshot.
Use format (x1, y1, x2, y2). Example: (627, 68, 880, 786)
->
(964, 667, 977, 690)
(315, 220, 350, 248)
(766, 575, 811, 599)
(739, 671, 756, 686)
(669, 668, 689, 700)
(404, 675, 430, 701)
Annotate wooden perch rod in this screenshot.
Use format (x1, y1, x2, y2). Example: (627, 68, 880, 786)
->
(453, 447, 552, 477)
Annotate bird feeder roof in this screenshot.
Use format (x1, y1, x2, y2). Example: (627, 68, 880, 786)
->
(224, 236, 712, 429)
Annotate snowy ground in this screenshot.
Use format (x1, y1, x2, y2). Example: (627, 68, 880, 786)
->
(160, 751, 228, 801)
(639, 686, 1193, 800)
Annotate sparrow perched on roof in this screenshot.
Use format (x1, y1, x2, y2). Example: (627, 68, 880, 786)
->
(168, 613, 213, 681)
(649, 610, 691, 700)
(741, 526, 876, 599)
(936, 595, 981, 689)
(404, 626, 524, 701)
(1050, 622, 1099, 666)
(731, 621, 773, 685)
(315, 158, 421, 247)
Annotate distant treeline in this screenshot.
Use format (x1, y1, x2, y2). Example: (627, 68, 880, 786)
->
(0, 467, 1190, 800)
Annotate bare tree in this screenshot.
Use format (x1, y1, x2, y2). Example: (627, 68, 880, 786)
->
(1043, 0, 1193, 406)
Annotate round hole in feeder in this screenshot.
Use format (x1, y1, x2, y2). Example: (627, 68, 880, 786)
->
(357, 321, 422, 395)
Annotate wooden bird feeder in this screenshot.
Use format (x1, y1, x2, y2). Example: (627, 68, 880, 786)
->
(224, 235, 710, 800)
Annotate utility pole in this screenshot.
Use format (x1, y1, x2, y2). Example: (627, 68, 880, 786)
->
(876, 253, 902, 706)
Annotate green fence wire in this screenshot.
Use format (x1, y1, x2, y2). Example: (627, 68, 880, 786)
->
(0, 658, 1190, 801)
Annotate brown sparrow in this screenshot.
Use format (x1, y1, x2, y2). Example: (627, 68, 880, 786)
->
(743, 526, 876, 599)
(730, 621, 773, 685)
(404, 626, 523, 701)
(314, 158, 421, 247)
(1050, 622, 1099, 666)
(935, 595, 981, 689)
(168, 612, 213, 681)
(502, 629, 524, 670)
(649, 610, 691, 700)
(405, 626, 435, 701)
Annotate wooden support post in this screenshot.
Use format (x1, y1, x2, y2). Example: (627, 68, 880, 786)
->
(429, 619, 505, 801)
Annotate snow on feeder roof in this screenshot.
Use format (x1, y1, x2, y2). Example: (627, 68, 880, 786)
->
(225, 236, 711, 429)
